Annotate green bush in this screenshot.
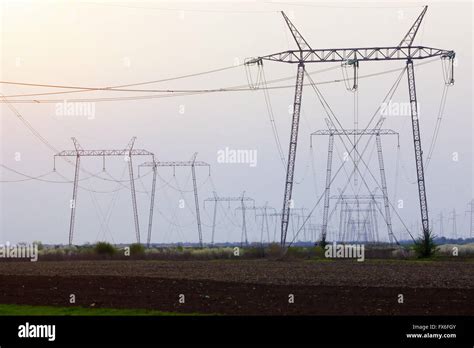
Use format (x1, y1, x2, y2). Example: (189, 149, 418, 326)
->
(129, 243, 145, 255)
(94, 242, 116, 256)
(413, 231, 438, 258)
(243, 246, 266, 259)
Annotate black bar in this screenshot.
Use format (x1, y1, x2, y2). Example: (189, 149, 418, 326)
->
(0, 316, 472, 346)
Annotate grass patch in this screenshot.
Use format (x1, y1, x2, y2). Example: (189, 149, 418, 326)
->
(0, 304, 198, 316)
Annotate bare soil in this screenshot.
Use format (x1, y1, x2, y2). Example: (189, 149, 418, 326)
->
(0, 260, 472, 315)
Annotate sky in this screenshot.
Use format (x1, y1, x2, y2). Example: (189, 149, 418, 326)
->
(0, 0, 472, 245)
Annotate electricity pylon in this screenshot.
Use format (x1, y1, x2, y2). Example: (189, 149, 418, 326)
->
(255, 204, 278, 244)
(466, 200, 474, 238)
(237, 204, 277, 244)
(307, 223, 322, 242)
(54, 137, 154, 245)
(246, 6, 455, 248)
(341, 207, 378, 242)
(332, 192, 385, 242)
(438, 212, 444, 236)
(139, 153, 210, 247)
(204, 192, 255, 246)
(311, 127, 399, 243)
(266, 210, 303, 242)
(449, 209, 459, 239)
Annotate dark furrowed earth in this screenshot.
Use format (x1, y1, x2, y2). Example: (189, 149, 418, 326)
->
(0, 260, 473, 315)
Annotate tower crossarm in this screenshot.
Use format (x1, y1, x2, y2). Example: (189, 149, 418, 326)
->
(336, 199, 382, 207)
(267, 211, 301, 217)
(204, 197, 254, 202)
(330, 194, 384, 200)
(140, 160, 210, 167)
(311, 129, 398, 136)
(56, 149, 153, 157)
(341, 209, 376, 213)
(247, 46, 454, 65)
(236, 206, 275, 210)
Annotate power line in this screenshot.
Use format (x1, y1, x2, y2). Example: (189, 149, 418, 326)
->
(0, 64, 243, 92)
(425, 84, 450, 171)
(261, 65, 287, 170)
(0, 59, 439, 103)
(1, 64, 339, 97)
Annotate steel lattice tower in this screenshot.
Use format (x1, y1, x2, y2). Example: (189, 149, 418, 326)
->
(246, 6, 455, 248)
(139, 153, 210, 247)
(204, 192, 255, 246)
(311, 126, 399, 243)
(466, 200, 474, 238)
(54, 137, 154, 245)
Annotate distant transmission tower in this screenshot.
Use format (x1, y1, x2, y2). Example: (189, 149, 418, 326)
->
(333, 195, 382, 242)
(54, 137, 154, 245)
(448, 209, 459, 239)
(438, 212, 444, 237)
(466, 200, 474, 238)
(204, 192, 255, 246)
(237, 204, 277, 245)
(139, 153, 210, 247)
(311, 125, 399, 244)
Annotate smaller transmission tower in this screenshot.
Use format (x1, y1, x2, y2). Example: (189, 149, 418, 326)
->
(466, 200, 474, 238)
(332, 195, 382, 242)
(437, 212, 445, 237)
(54, 137, 154, 245)
(204, 192, 255, 246)
(448, 209, 459, 239)
(237, 204, 277, 245)
(139, 153, 210, 247)
(341, 207, 378, 242)
(311, 127, 399, 244)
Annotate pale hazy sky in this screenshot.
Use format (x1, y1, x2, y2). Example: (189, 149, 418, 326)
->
(0, 1, 472, 244)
